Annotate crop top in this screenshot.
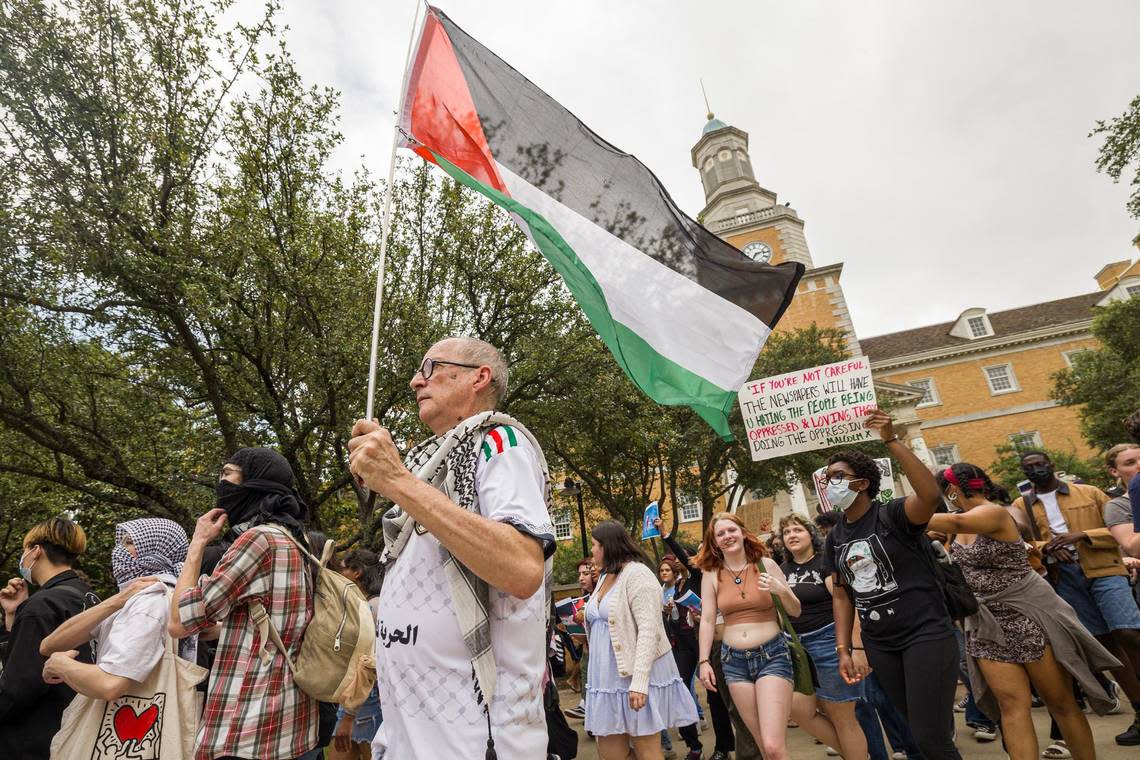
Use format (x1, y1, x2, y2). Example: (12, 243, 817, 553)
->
(716, 563, 776, 626)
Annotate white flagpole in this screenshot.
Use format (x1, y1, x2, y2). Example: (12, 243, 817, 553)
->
(365, 0, 427, 421)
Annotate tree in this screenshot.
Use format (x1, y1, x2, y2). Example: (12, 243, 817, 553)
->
(1051, 296, 1140, 449)
(1091, 94, 1140, 221)
(0, 0, 604, 578)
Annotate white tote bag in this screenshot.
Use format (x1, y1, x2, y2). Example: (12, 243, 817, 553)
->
(50, 624, 207, 760)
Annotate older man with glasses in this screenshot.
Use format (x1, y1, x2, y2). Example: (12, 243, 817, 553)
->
(349, 336, 556, 759)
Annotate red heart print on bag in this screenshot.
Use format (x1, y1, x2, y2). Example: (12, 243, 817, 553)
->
(113, 703, 159, 743)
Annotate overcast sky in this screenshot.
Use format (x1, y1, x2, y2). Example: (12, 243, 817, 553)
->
(276, 0, 1140, 338)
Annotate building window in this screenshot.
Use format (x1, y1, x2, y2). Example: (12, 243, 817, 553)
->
(983, 363, 1018, 394)
(717, 149, 732, 161)
(1009, 431, 1043, 450)
(553, 510, 572, 541)
(1062, 349, 1089, 368)
(678, 494, 702, 523)
(967, 316, 991, 338)
(908, 378, 940, 407)
(930, 444, 960, 467)
(1127, 284, 1140, 298)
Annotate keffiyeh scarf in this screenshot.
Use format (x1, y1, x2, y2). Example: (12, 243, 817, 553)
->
(112, 518, 190, 587)
(380, 410, 551, 708)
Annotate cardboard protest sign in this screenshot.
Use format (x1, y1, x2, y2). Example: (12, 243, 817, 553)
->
(813, 457, 895, 512)
(641, 501, 661, 539)
(738, 358, 878, 461)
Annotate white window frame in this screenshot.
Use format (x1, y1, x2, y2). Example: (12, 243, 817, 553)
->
(967, 316, 990, 338)
(678, 494, 702, 523)
(908, 377, 941, 408)
(1008, 431, 1043, 451)
(983, 363, 1019, 395)
(1062, 349, 1089, 368)
(929, 444, 960, 467)
(1126, 284, 1140, 298)
(553, 509, 573, 541)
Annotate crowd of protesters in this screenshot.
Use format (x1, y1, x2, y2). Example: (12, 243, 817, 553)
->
(1, 338, 1139, 760)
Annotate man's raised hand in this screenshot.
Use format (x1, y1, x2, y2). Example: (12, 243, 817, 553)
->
(349, 419, 413, 500)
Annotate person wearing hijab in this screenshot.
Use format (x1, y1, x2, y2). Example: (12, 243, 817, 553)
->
(41, 518, 200, 700)
(169, 447, 319, 760)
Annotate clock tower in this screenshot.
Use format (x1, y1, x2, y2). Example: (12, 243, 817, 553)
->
(691, 112, 860, 354)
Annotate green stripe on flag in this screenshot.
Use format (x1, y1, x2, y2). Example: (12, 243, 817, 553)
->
(429, 152, 737, 439)
(502, 425, 518, 447)
(481, 441, 492, 461)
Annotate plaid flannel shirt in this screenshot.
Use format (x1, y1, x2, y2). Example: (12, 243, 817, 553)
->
(178, 526, 317, 760)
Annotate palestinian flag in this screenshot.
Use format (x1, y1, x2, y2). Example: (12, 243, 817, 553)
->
(399, 6, 803, 438)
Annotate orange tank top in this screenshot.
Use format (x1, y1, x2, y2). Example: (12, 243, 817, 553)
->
(717, 564, 776, 625)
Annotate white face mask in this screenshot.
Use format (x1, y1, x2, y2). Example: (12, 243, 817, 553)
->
(826, 478, 860, 511)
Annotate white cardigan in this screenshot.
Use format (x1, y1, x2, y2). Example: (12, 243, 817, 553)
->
(597, 561, 673, 694)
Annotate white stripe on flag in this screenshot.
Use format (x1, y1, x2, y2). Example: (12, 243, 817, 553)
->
(499, 164, 770, 392)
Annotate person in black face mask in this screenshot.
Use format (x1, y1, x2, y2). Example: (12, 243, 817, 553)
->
(214, 447, 309, 544)
(167, 447, 321, 760)
(1011, 450, 1140, 746)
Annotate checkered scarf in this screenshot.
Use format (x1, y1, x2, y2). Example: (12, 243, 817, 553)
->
(111, 518, 190, 587)
(381, 410, 550, 709)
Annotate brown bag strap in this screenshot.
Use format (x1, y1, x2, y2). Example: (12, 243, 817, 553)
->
(250, 600, 298, 674)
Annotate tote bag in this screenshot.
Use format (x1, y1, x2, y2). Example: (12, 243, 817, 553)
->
(50, 614, 207, 759)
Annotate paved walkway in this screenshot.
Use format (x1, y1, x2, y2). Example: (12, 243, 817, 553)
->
(559, 686, 1138, 759)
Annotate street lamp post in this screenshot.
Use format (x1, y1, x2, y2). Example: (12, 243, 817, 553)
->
(560, 477, 588, 557)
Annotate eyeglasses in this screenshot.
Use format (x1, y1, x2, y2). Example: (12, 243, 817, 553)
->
(824, 473, 860, 486)
(416, 357, 482, 380)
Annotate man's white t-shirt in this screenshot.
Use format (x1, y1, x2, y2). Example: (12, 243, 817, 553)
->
(372, 425, 554, 760)
(1038, 490, 1070, 535)
(90, 577, 195, 682)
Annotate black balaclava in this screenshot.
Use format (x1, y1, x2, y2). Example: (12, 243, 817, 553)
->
(216, 447, 308, 543)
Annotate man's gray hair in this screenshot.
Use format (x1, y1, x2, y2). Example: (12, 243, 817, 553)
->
(444, 336, 509, 407)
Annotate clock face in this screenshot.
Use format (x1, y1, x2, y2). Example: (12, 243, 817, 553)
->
(742, 241, 773, 263)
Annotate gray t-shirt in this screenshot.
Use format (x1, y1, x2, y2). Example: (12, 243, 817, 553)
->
(1104, 495, 1132, 528)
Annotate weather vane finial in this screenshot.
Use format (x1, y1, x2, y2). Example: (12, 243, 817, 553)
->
(700, 79, 714, 121)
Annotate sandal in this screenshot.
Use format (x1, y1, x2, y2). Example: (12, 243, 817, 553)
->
(1042, 740, 1071, 759)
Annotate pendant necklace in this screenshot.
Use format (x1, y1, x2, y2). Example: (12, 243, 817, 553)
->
(727, 564, 747, 598)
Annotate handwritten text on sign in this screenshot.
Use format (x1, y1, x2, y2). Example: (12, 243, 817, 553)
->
(738, 358, 878, 461)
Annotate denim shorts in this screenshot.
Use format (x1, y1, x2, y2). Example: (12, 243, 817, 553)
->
(1055, 562, 1140, 636)
(720, 633, 793, 685)
(799, 622, 865, 703)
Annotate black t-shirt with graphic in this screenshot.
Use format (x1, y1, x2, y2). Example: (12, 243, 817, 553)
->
(822, 498, 954, 651)
(781, 553, 834, 635)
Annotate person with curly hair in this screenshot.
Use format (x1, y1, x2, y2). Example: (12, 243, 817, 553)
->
(927, 462, 1119, 760)
(822, 409, 961, 760)
(695, 512, 801, 760)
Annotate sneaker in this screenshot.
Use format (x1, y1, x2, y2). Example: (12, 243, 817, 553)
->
(709, 753, 729, 760)
(826, 747, 840, 756)
(1116, 721, 1140, 746)
(562, 704, 586, 720)
(1105, 679, 1124, 715)
(953, 696, 968, 713)
(1042, 740, 1071, 758)
(1031, 694, 1044, 708)
(971, 724, 998, 742)
(891, 753, 908, 760)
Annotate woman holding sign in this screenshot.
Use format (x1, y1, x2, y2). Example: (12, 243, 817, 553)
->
(695, 512, 801, 760)
(584, 520, 698, 759)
